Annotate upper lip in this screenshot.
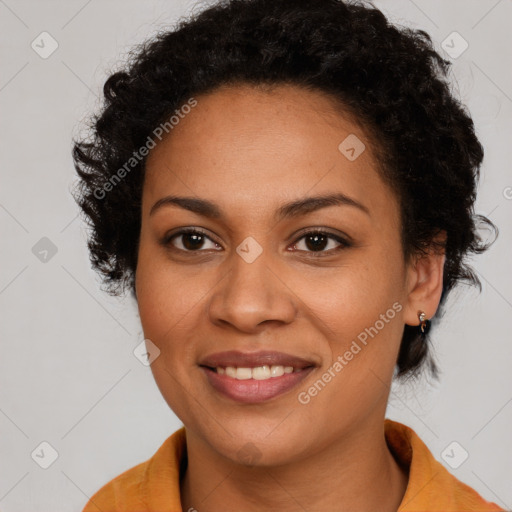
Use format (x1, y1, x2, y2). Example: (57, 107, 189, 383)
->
(199, 350, 316, 369)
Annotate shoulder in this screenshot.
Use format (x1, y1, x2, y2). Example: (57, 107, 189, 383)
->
(385, 419, 505, 512)
(81, 460, 148, 511)
(82, 427, 187, 512)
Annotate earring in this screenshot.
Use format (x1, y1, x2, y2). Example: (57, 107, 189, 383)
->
(418, 311, 428, 333)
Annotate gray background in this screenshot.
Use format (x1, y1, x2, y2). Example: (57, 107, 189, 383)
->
(0, 0, 511, 510)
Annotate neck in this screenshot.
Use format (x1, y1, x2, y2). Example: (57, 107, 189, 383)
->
(180, 415, 409, 512)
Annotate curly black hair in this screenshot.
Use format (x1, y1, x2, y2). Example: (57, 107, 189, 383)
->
(72, 0, 497, 381)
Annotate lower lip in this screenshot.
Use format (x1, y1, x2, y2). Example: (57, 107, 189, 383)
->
(200, 366, 315, 404)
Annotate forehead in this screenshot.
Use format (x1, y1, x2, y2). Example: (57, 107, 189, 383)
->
(143, 83, 396, 223)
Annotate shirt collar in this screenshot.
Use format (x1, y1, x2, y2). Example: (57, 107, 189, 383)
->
(139, 419, 503, 511)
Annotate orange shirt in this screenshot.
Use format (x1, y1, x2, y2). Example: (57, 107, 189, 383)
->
(82, 419, 504, 511)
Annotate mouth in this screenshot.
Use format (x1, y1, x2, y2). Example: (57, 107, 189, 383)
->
(199, 350, 317, 404)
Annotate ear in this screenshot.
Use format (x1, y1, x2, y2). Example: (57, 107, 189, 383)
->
(403, 231, 446, 328)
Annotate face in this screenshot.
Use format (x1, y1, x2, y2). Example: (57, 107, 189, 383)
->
(136, 83, 429, 466)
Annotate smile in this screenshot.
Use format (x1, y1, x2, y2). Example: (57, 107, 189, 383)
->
(201, 366, 315, 403)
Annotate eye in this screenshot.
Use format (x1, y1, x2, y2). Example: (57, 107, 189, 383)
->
(163, 228, 221, 252)
(162, 228, 351, 255)
(290, 230, 351, 256)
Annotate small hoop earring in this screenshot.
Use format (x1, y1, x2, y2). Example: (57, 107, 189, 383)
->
(418, 311, 428, 333)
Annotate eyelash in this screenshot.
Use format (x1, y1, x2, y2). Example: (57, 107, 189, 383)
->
(161, 227, 351, 257)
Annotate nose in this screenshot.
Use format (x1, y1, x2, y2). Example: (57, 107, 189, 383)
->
(207, 244, 297, 333)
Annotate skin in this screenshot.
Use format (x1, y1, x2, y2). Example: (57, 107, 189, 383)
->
(135, 83, 446, 512)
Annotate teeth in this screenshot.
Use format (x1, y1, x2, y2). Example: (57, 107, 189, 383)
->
(225, 367, 237, 378)
(270, 365, 284, 377)
(236, 367, 252, 380)
(217, 365, 298, 380)
(252, 365, 271, 380)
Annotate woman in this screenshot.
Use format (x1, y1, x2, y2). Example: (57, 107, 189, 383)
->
(73, 0, 503, 510)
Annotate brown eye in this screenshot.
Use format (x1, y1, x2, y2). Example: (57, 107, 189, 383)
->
(164, 229, 222, 252)
(292, 231, 350, 255)
(180, 232, 207, 250)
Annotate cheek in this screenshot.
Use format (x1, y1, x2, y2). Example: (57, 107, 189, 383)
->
(135, 252, 207, 420)
(136, 236, 190, 327)
(297, 247, 405, 380)
(299, 250, 402, 329)
(136, 265, 199, 348)
(292, 268, 404, 426)
(135, 245, 220, 369)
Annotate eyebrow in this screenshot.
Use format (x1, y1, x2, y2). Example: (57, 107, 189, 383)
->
(149, 192, 370, 220)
